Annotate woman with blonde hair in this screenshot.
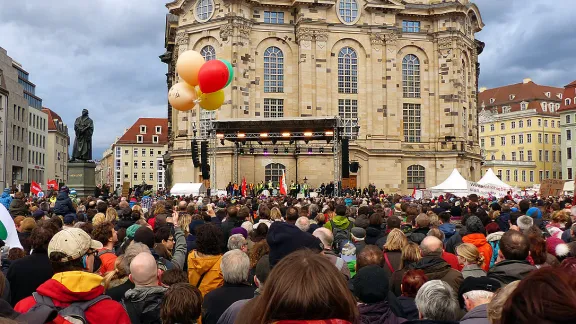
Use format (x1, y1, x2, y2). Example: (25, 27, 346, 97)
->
(390, 242, 422, 296)
(105, 207, 118, 223)
(270, 207, 283, 222)
(456, 243, 486, 278)
(178, 213, 193, 236)
(383, 228, 408, 276)
(235, 250, 359, 324)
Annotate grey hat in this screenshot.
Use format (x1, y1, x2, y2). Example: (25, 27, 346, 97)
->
(517, 215, 534, 232)
(351, 227, 366, 239)
(465, 216, 485, 234)
(355, 215, 370, 229)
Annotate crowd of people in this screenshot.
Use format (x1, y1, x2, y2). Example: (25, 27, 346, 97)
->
(0, 186, 576, 323)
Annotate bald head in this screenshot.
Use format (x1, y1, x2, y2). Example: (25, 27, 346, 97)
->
(313, 227, 333, 249)
(420, 236, 443, 256)
(130, 252, 160, 286)
(178, 200, 187, 211)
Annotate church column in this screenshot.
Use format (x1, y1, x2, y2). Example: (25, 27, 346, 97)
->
(384, 32, 400, 142)
(313, 30, 329, 117)
(296, 27, 314, 117)
(370, 33, 386, 138)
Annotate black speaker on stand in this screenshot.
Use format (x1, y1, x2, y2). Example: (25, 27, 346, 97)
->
(342, 139, 350, 179)
(23, 183, 31, 195)
(201, 141, 210, 180)
(192, 140, 200, 168)
(350, 161, 359, 173)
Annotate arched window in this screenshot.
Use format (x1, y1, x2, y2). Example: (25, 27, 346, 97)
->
(195, 0, 214, 22)
(264, 47, 284, 93)
(407, 165, 425, 188)
(265, 163, 286, 186)
(200, 45, 216, 61)
(338, 0, 359, 24)
(402, 54, 421, 98)
(338, 47, 358, 94)
(567, 98, 572, 106)
(501, 154, 506, 161)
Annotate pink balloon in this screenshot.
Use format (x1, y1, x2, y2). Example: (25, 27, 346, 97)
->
(198, 60, 229, 94)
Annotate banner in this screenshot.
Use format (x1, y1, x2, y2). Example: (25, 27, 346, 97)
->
(467, 181, 510, 198)
(30, 181, 42, 196)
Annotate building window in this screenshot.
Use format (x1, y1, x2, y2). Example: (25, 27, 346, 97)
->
(539, 150, 543, 161)
(511, 121, 516, 129)
(115, 147, 121, 158)
(150, 173, 154, 181)
(568, 130, 572, 141)
(497, 170, 503, 178)
(511, 152, 516, 161)
(527, 134, 532, 143)
(529, 171, 534, 182)
(511, 135, 516, 145)
(125, 150, 129, 155)
(152, 135, 159, 144)
(200, 45, 216, 61)
(402, 21, 420, 33)
(490, 124, 495, 131)
(150, 161, 154, 169)
(521, 102, 528, 110)
(500, 123, 505, 130)
(134, 161, 138, 169)
(264, 99, 284, 118)
(552, 134, 556, 144)
(544, 120, 548, 127)
(407, 165, 426, 188)
(264, 46, 284, 93)
(195, 0, 214, 22)
(338, 0, 359, 24)
(142, 161, 146, 169)
(490, 137, 495, 147)
(338, 47, 358, 94)
(200, 110, 216, 138)
(522, 170, 526, 182)
(340, 99, 359, 139)
(545, 171, 550, 179)
(140, 126, 146, 134)
(501, 154, 506, 161)
(538, 133, 542, 143)
(150, 149, 154, 156)
(527, 150, 532, 161)
(568, 147, 572, 160)
(527, 119, 532, 127)
(402, 103, 421, 143)
(142, 172, 146, 180)
(480, 125, 485, 133)
(133, 149, 138, 157)
(480, 138, 485, 147)
(569, 168, 573, 180)
(545, 150, 549, 162)
(265, 163, 286, 185)
(520, 150, 524, 161)
(519, 120, 523, 128)
(155, 126, 162, 134)
(514, 170, 518, 182)
(491, 154, 496, 161)
(567, 115, 572, 124)
(264, 11, 284, 24)
(134, 172, 138, 180)
(402, 54, 420, 98)
(500, 136, 506, 146)
(553, 151, 556, 162)
(141, 149, 146, 157)
(137, 135, 143, 143)
(545, 134, 549, 143)
(538, 119, 542, 127)
(506, 170, 510, 182)
(519, 134, 524, 144)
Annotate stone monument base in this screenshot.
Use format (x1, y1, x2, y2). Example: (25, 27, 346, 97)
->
(67, 161, 96, 198)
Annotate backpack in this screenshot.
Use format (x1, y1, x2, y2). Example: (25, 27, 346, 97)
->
(330, 220, 353, 253)
(28, 292, 111, 324)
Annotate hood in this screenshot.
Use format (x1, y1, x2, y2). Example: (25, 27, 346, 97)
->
(124, 286, 167, 303)
(486, 231, 504, 242)
(460, 304, 488, 321)
(1, 192, 9, 199)
(366, 226, 383, 237)
(462, 233, 488, 247)
(488, 260, 535, 284)
(188, 252, 222, 273)
(56, 192, 69, 201)
(439, 223, 456, 236)
(359, 301, 401, 324)
(332, 215, 351, 227)
(411, 255, 452, 279)
(36, 271, 105, 303)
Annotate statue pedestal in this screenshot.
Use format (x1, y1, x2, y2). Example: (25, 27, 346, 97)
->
(67, 162, 96, 198)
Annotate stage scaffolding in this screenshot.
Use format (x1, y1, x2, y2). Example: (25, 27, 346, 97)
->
(208, 117, 344, 195)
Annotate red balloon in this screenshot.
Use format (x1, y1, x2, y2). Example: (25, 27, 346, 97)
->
(198, 60, 229, 94)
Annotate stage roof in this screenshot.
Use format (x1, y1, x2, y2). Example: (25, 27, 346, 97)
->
(212, 117, 339, 133)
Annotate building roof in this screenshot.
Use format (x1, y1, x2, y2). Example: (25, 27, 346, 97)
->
(42, 107, 67, 133)
(116, 118, 168, 145)
(558, 80, 576, 113)
(478, 80, 564, 116)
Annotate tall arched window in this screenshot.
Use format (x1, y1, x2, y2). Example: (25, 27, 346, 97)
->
(338, 47, 358, 94)
(200, 45, 216, 61)
(264, 47, 284, 93)
(402, 54, 421, 98)
(265, 163, 285, 186)
(407, 165, 425, 188)
(501, 153, 506, 161)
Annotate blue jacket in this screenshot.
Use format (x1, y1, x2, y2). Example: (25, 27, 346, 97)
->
(438, 223, 456, 242)
(52, 191, 75, 216)
(496, 212, 510, 232)
(0, 190, 12, 211)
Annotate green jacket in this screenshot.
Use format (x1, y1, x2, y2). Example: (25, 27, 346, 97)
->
(324, 215, 351, 231)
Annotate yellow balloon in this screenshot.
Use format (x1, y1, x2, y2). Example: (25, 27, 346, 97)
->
(168, 82, 198, 111)
(199, 89, 225, 111)
(176, 50, 205, 86)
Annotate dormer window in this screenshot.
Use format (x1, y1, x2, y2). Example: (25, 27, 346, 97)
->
(155, 126, 162, 134)
(520, 102, 528, 110)
(140, 125, 147, 134)
(545, 92, 551, 98)
(509, 94, 515, 100)
(152, 135, 159, 144)
(542, 102, 548, 112)
(558, 93, 563, 99)
(490, 98, 495, 104)
(137, 135, 143, 143)
(566, 98, 571, 106)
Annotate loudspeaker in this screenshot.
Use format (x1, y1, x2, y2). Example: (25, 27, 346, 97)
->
(23, 183, 31, 194)
(350, 161, 359, 173)
(201, 141, 210, 180)
(342, 139, 350, 178)
(191, 140, 200, 168)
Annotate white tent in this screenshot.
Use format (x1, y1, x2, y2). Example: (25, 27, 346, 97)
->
(478, 168, 513, 188)
(563, 181, 574, 193)
(170, 183, 206, 197)
(430, 169, 470, 195)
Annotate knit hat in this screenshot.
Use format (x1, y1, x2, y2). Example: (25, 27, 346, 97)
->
(126, 224, 141, 239)
(351, 227, 366, 239)
(352, 265, 390, 303)
(485, 222, 501, 235)
(546, 236, 570, 258)
(516, 216, 534, 232)
(188, 220, 204, 235)
(354, 214, 370, 229)
(63, 213, 76, 225)
(133, 227, 155, 248)
(231, 227, 248, 239)
(32, 209, 45, 220)
(267, 222, 323, 268)
(465, 216, 485, 234)
(526, 207, 542, 219)
(457, 276, 501, 308)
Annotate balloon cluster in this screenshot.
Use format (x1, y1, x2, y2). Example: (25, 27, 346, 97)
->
(168, 50, 234, 112)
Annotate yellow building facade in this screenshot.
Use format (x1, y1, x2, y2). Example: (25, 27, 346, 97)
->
(162, 0, 485, 193)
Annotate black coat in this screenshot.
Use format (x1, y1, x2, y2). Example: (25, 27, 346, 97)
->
(52, 192, 74, 216)
(202, 283, 256, 324)
(365, 226, 385, 245)
(9, 199, 28, 217)
(397, 296, 418, 321)
(358, 300, 406, 324)
(6, 251, 54, 306)
(220, 217, 243, 251)
(123, 286, 167, 324)
(106, 280, 135, 302)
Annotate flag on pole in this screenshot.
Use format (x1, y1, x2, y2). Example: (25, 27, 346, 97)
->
(47, 179, 59, 190)
(241, 177, 247, 197)
(279, 170, 287, 196)
(30, 181, 43, 196)
(0, 204, 23, 249)
(411, 187, 416, 198)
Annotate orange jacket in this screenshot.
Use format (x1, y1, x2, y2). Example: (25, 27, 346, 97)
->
(187, 251, 224, 297)
(462, 233, 493, 272)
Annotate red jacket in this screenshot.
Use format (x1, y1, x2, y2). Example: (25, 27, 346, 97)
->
(15, 271, 130, 324)
(442, 251, 461, 270)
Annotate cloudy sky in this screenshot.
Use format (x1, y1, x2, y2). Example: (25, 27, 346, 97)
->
(0, 0, 574, 158)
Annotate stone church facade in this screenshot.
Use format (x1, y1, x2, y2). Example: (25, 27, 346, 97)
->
(162, 0, 485, 193)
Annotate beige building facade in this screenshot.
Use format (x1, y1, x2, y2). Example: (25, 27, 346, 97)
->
(43, 108, 70, 185)
(96, 147, 114, 187)
(163, 0, 485, 193)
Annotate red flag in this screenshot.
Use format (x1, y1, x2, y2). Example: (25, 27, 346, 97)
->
(30, 181, 43, 195)
(241, 177, 247, 197)
(47, 179, 59, 190)
(411, 187, 416, 198)
(279, 170, 287, 196)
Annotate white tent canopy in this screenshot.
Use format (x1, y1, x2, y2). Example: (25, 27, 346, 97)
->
(478, 168, 513, 188)
(430, 169, 470, 195)
(563, 181, 574, 193)
(170, 183, 206, 197)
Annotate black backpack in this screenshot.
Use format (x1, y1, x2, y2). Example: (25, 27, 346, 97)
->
(330, 220, 353, 253)
(27, 292, 111, 324)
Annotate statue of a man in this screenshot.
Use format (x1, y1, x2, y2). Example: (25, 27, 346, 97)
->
(71, 109, 94, 162)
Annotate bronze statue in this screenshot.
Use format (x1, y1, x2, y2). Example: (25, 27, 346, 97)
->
(71, 109, 94, 162)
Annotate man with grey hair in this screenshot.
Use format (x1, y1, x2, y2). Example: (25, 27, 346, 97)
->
(227, 234, 248, 253)
(411, 236, 463, 294)
(516, 215, 534, 233)
(295, 216, 311, 232)
(202, 250, 255, 324)
(414, 280, 460, 322)
(458, 276, 501, 324)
